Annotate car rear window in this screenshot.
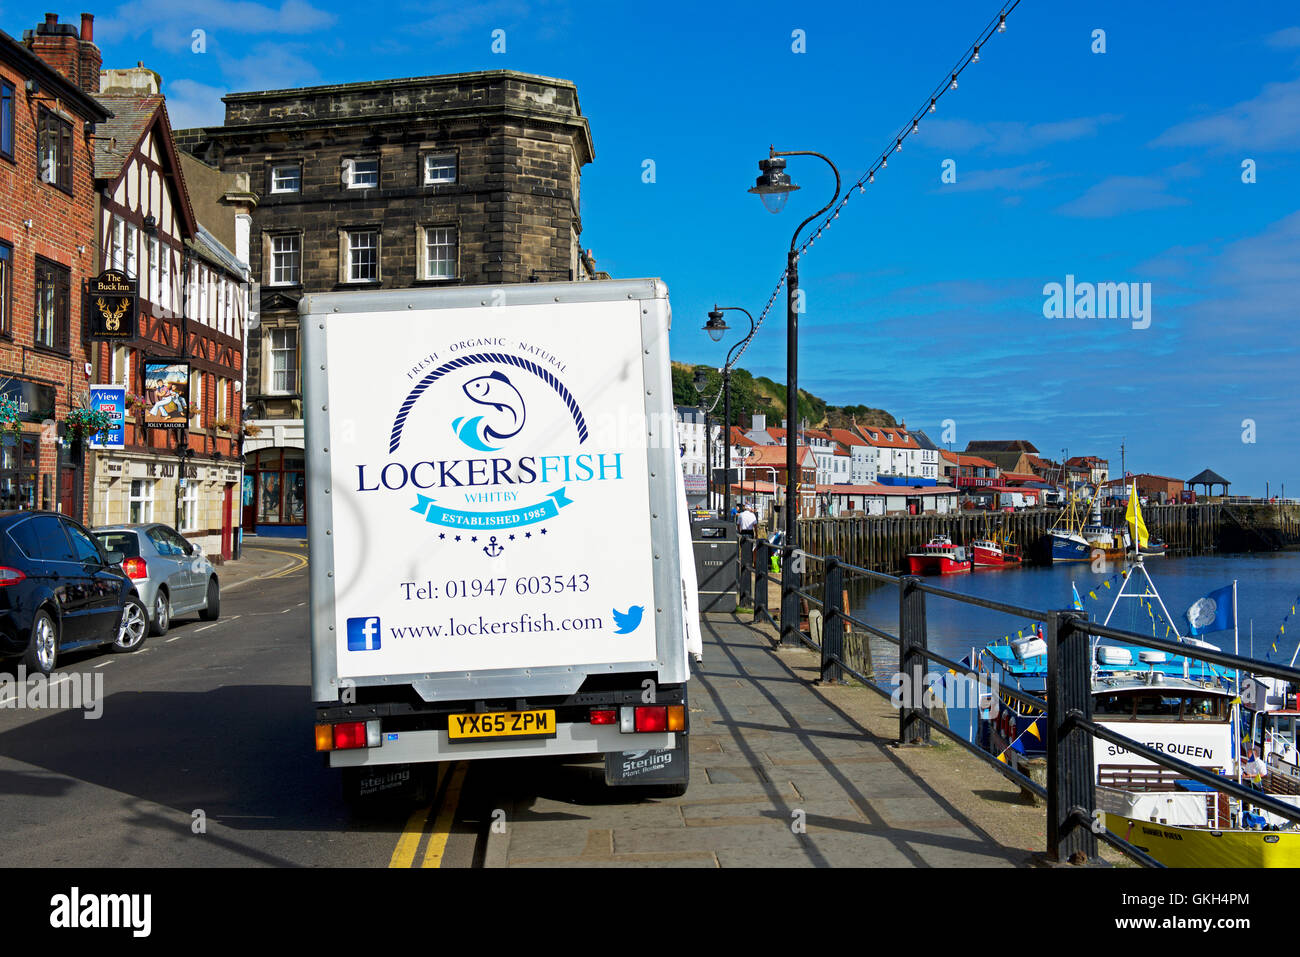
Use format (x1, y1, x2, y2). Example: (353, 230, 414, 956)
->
(94, 531, 141, 559)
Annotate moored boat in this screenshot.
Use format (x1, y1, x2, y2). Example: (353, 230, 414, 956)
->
(906, 535, 971, 575)
(972, 528, 1021, 567)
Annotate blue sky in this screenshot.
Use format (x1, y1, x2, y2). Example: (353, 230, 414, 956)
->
(7, 0, 1297, 494)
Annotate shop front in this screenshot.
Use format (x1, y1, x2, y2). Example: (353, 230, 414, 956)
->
(90, 453, 242, 560)
(0, 374, 75, 516)
(242, 445, 305, 537)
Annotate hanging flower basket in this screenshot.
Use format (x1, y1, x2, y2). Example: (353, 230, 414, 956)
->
(62, 407, 114, 445)
(0, 395, 24, 439)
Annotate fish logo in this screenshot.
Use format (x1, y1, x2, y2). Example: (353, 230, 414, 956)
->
(612, 605, 644, 635)
(451, 371, 526, 452)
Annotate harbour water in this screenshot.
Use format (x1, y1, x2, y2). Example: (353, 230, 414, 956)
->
(848, 551, 1300, 679)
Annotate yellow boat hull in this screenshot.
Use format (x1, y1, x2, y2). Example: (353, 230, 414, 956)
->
(1107, 813, 1300, 867)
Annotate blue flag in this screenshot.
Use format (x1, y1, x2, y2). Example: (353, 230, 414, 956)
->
(1186, 584, 1235, 636)
(1072, 583, 1083, 611)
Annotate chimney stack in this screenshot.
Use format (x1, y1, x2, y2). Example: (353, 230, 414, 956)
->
(23, 12, 101, 94)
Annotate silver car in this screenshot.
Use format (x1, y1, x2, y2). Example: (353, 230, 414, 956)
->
(92, 524, 220, 636)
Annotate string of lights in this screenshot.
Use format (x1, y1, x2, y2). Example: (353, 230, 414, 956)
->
(709, 0, 1023, 405)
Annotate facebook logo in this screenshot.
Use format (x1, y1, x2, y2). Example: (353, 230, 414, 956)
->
(347, 616, 382, 651)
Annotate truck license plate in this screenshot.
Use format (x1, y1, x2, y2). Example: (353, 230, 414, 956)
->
(447, 710, 557, 741)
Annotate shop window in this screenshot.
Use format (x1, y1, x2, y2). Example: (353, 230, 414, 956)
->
(0, 435, 39, 511)
(247, 447, 306, 526)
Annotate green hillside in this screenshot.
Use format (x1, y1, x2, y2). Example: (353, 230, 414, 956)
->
(671, 362, 897, 431)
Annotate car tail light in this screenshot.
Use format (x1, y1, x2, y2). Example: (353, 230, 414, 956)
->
(589, 709, 617, 725)
(634, 706, 668, 733)
(667, 705, 686, 731)
(314, 724, 333, 751)
(0, 567, 26, 586)
(122, 557, 148, 579)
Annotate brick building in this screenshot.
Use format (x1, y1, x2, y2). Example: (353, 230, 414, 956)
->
(86, 65, 252, 559)
(1, 17, 110, 519)
(175, 70, 597, 536)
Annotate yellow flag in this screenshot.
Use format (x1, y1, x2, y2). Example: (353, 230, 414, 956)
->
(1026, 722, 1041, 740)
(1126, 481, 1149, 549)
(997, 752, 1008, 764)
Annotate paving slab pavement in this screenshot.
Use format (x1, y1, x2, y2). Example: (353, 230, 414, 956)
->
(491, 612, 1068, 867)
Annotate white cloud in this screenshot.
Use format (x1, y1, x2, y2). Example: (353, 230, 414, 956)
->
(98, 0, 336, 54)
(162, 78, 229, 129)
(920, 114, 1122, 155)
(1057, 176, 1188, 219)
(1151, 77, 1300, 153)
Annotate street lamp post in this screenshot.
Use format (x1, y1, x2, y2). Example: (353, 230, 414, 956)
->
(692, 367, 712, 513)
(748, 146, 840, 646)
(703, 305, 756, 521)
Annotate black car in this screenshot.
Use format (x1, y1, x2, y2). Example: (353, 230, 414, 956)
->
(0, 510, 148, 676)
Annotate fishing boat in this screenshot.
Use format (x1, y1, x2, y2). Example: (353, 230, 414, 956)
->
(1043, 492, 1091, 564)
(906, 535, 971, 575)
(981, 485, 1300, 864)
(1081, 496, 1128, 562)
(972, 527, 1021, 567)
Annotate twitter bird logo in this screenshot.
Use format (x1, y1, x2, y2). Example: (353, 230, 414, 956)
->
(612, 605, 645, 635)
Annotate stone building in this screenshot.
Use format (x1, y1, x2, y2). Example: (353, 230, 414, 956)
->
(175, 70, 597, 537)
(1, 17, 110, 519)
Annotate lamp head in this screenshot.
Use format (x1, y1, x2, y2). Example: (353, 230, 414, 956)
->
(748, 155, 799, 214)
(704, 309, 730, 342)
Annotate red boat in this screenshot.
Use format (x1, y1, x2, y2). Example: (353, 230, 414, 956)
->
(971, 536, 1021, 567)
(906, 535, 972, 575)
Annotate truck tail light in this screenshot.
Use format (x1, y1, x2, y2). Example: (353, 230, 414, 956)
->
(122, 557, 148, 579)
(589, 709, 617, 725)
(667, 705, 685, 731)
(316, 720, 382, 751)
(634, 706, 667, 733)
(0, 567, 26, 586)
(314, 724, 334, 751)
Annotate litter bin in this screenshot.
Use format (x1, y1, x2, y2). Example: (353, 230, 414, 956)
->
(692, 517, 738, 613)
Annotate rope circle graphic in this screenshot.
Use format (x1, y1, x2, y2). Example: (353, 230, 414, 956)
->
(390, 352, 589, 454)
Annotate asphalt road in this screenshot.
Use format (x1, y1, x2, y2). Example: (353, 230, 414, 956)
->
(0, 542, 484, 868)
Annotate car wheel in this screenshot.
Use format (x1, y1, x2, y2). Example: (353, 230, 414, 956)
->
(113, 595, 149, 653)
(23, 609, 58, 677)
(150, 589, 170, 637)
(198, 578, 220, 621)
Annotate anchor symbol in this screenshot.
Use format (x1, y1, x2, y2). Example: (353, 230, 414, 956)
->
(483, 536, 504, 558)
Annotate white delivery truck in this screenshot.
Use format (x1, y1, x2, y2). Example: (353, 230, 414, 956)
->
(302, 279, 699, 805)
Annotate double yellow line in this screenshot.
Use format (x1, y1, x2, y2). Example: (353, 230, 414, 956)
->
(254, 546, 309, 580)
(388, 762, 469, 868)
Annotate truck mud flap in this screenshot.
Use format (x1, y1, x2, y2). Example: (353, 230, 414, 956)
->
(604, 737, 689, 787)
(347, 763, 425, 802)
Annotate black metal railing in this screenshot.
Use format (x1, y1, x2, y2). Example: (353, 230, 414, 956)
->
(737, 536, 1300, 866)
